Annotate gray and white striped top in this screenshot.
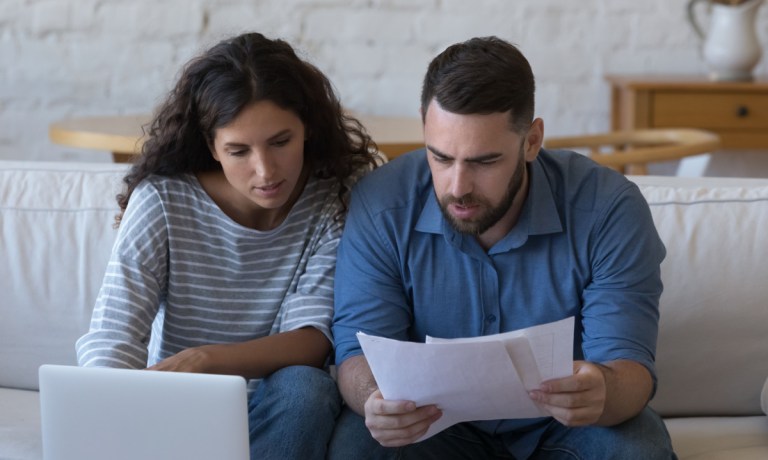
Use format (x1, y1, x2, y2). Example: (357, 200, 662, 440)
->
(76, 172, 345, 369)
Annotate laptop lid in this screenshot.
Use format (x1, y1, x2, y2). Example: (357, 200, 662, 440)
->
(39, 364, 249, 460)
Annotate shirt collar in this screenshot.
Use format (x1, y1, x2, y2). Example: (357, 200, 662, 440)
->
(491, 159, 563, 253)
(414, 157, 563, 252)
(415, 190, 443, 234)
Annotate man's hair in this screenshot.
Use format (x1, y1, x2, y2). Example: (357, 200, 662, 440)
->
(420, 36, 535, 132)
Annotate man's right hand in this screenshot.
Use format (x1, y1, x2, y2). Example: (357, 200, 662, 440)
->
(363, 389, 443, 447)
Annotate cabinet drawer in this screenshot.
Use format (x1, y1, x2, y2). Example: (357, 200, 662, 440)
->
(652, 92, 768, 129)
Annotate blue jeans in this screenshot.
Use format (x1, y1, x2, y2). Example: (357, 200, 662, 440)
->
(248, 365, 340, 460)
(328, 406, 677, 460)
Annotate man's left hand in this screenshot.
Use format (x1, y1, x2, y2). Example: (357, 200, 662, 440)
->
(528, 360, 607, 426)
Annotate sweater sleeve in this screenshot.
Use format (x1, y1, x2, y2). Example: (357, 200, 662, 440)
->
(76, 182, 169, 368)
(273, 190, 344, 343)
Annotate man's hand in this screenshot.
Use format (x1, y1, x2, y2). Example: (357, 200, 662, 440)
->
(363, 390, 442, 447)
(337, 355, 443, 446)
(528, 360, 607, 426)
(528, 359, 653, 427)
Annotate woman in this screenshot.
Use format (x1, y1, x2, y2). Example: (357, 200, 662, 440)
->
(76, 32, 379, 459)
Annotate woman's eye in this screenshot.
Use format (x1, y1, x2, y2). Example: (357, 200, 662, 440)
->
(228, 150, 247, 157)
(272, 138, 290, 147)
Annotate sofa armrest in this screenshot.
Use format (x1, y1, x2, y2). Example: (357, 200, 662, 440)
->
(762, 377, 768, 415)
(0, 160, 128, 390)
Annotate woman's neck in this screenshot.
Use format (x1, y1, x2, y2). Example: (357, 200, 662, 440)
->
(196, 167, 310, 231)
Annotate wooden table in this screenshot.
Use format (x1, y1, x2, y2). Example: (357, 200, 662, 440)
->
(50, 113, 424, 163)
(606, 75, 768, 150)
(49, 115, 147, 163)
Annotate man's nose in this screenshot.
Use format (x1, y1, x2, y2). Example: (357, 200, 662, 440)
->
(449, 165, 473, 198)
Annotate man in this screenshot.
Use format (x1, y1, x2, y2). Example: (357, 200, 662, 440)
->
(329, 36, 675, 459)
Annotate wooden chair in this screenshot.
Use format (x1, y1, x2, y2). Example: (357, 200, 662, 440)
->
(543, 128, 721, 175)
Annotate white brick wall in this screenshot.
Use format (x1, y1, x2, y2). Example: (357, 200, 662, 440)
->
(1, 0, 767, 165)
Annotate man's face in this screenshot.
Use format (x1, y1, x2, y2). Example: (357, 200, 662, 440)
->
(423, 100, 541, 240)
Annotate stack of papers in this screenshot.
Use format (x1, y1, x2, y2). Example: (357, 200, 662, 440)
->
(357, 316, 574, 441)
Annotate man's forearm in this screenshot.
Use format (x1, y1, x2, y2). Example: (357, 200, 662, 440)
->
(597, 359, 654, 426)
(337, 354, 379, 415)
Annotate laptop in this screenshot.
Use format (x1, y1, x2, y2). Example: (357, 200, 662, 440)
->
(39, 364, 250, 460)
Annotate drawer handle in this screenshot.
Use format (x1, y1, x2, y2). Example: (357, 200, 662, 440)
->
(736, 105, 750, 117)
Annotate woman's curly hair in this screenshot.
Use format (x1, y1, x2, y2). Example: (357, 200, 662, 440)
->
(115, 32, 379, 226)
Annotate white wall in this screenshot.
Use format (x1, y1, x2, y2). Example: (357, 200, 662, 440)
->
(1, 0, 768, 174)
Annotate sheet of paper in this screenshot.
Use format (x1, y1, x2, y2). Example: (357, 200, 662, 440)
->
(357, 316, 574, 441)
(426, 316, 574, 382)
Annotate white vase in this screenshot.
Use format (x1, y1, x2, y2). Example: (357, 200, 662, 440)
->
(687, 0, 764, 81)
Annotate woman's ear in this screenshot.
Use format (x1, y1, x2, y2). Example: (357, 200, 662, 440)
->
(207, 138, 220, 162)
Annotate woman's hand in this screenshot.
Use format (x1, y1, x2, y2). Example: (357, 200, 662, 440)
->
(146, 344, 221, 373)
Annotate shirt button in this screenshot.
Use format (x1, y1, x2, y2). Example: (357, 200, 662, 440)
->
(486, 314, 497, 323)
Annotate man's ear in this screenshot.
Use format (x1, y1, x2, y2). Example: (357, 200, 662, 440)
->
(524, 118, 544, 162)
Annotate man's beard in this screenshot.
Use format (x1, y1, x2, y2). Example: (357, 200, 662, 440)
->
(437, 148, 527, 236)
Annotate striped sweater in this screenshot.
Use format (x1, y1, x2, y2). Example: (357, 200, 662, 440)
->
(76, 172, 344, 369)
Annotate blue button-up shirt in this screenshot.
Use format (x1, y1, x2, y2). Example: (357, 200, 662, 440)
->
(332, 148, 665, 455)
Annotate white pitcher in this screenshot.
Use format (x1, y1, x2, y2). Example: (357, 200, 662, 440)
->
(687, 0, 764, 81)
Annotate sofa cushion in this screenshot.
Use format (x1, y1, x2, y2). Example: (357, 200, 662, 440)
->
(0, 161, 128, 390)
(0, 387, 42, 460)
(664, 416, 768, 459)
(631, 176, 768, 417)
(686, 447, 768, 460)
(762, 377, 768, 415)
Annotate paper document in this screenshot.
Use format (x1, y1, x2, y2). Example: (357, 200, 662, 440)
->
(357, 316, 574, 441)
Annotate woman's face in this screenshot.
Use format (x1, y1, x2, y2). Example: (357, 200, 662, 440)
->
(211, 100, 307, 225)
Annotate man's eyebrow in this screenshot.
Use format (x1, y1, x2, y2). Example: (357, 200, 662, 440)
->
(426, 145, 503, 163)
(426, 145, 452, 159)
(466, 153, 503, 163)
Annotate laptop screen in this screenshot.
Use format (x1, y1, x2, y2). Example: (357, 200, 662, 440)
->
(39, 365, 249, 460)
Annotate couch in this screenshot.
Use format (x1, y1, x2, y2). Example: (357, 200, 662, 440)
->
(1, 159, 767, 459)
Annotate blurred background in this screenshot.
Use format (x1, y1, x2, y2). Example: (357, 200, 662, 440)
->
(1, 0, 767, 175)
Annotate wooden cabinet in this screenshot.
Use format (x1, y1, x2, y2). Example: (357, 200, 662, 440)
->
(606, 75, 768, 149)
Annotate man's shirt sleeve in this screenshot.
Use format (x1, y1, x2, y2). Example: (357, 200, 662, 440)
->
(332, 185, 413, 365)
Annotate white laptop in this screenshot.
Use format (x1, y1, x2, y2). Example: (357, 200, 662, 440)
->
(38, 364, 250, 460)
